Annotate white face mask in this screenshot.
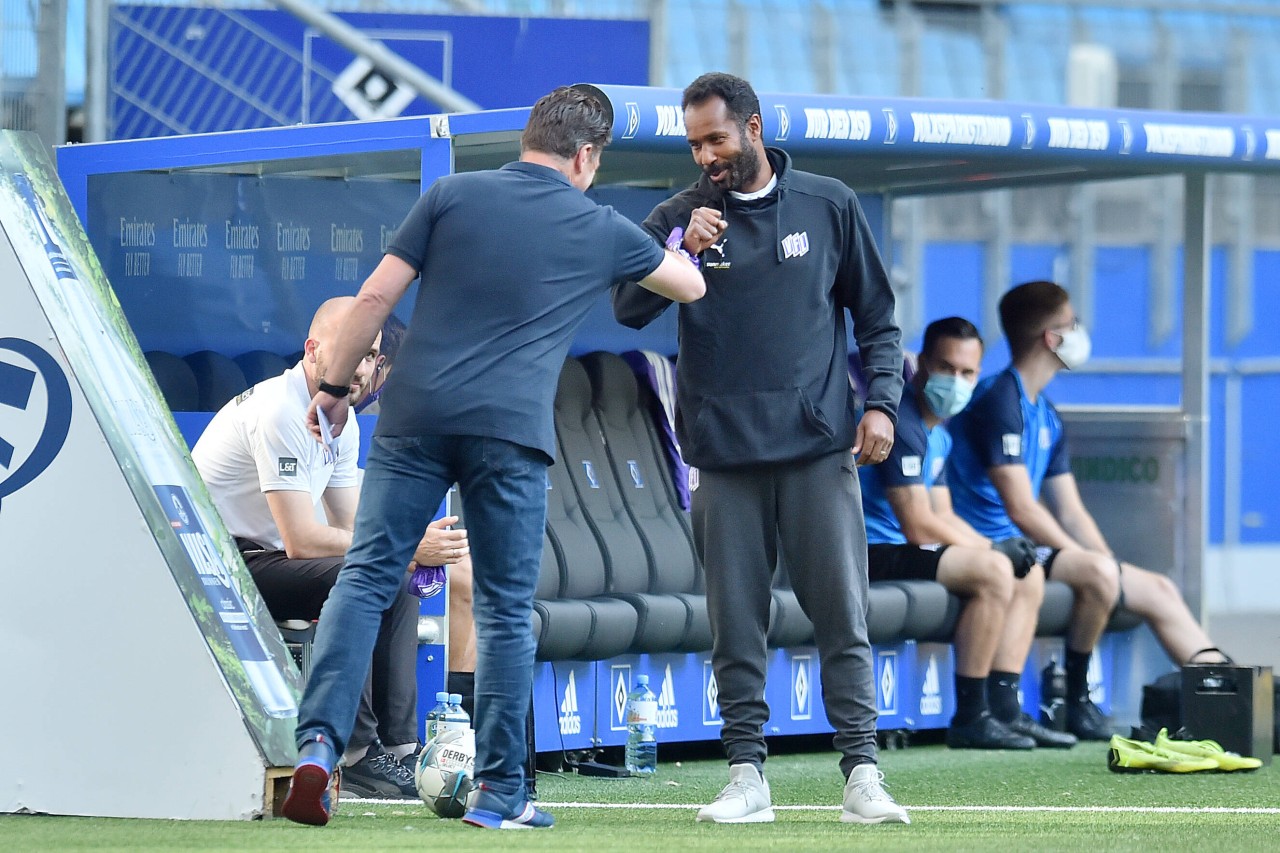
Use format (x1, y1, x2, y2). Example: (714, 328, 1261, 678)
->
(1054, 325, 1092, 370)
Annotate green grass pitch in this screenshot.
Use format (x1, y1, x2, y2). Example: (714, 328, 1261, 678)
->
(3, 740, 1276, 852)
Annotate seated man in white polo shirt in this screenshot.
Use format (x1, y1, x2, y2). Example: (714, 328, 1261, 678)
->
(193, 297, 467, 798)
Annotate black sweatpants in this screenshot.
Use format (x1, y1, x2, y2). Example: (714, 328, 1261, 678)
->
(691, 450, 878, 778)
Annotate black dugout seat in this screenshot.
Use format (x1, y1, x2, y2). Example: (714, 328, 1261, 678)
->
(144, 350, 199, 412)
(184, 350, 248, 411)
(552, 358, 692, 654)
(234, 349, 290, 386)
(580, 352, 712, 652)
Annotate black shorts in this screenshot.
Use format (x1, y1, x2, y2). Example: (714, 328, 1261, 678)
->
(868, 543, 948, 583)
(1035, 546, 1062, 579)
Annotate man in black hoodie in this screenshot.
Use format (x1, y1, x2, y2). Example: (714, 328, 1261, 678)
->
(614, 72, 907, 825)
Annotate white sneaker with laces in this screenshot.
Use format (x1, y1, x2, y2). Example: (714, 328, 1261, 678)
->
(840, 763, 910, 825)
(695, 763, 775, 823)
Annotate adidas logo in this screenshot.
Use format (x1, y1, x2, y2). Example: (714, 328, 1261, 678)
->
(559, 670, 581, 735)
(656, 665, 679, 728)
(920, 654, 942, 715)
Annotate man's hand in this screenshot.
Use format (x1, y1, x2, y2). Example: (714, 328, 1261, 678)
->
(853, 409, 894, 467)
(414, 516, 470, 566)
(682, 207, 728, 254)
(993, 536, 1038, 578)
(307, 393, 350, 441)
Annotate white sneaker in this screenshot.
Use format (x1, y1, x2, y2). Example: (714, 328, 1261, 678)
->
(695, 763, 775, 823)
(840, 763, 910, 825)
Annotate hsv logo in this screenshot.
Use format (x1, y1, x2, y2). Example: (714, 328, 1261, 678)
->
(1118, 118, 1134, 155)
(559, 669, 582, 735)
(919, 654, 942, 716)
(623, 102, 641, 140)
(610, 664, 632, 731)
(0, 338, 73, 511)
(790, 654, 812, 721)
(655, 104, 686, 137)
(774, 105, 791, 142)
(702, 660, 722, 726)
(883, 108, 899, 144)
(877, 650, 898, 715)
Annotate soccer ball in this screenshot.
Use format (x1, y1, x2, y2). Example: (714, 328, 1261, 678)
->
(414, 728, 476, 818)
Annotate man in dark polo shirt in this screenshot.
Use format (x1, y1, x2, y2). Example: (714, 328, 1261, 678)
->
(280, 85, 705, 830)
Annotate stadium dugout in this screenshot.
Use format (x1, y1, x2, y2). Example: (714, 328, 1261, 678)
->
(55, 83, 1277, 756)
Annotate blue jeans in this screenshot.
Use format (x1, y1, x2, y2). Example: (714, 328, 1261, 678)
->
(297, 434, 547, 800)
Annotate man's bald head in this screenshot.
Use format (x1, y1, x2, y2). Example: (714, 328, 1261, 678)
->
(309, 296, 357, 344)
(303, 296, 381, 404)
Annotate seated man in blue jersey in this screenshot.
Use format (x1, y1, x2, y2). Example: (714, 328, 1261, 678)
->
(946, 280, 1229, 741)
(861, 317, 1076, 750)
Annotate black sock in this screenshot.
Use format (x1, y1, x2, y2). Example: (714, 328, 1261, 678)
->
(953, 675, 988, 725)
(1065, 649, 1092, 703)
(986, 671, 1022, 723)
(447, 671, 475, 721)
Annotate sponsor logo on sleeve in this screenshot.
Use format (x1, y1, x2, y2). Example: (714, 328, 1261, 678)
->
(278, 457, 298, 476)
(1002, 433, 1021, 457)
(901, 455, 922, 477)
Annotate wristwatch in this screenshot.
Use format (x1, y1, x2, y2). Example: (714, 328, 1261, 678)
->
(317, 379, 349, 398)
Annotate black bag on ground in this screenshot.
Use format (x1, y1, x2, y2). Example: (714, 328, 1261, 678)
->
(1133, 647, 1228, 742)
(1134, 670, 1185, 741)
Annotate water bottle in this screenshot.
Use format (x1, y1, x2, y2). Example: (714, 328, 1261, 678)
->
(443, 692, 471, 733)
(624, 674, 658, 775)
(1040, 658, 1068, 732)
(425, 691, 450, 741)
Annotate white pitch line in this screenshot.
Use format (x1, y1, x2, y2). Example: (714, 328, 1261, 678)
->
(342, 798, 1280, 816)
(536, 802, 1280, 815)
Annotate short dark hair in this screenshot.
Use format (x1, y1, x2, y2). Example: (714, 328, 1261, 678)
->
(999, 280, 1070, 359)
(922, 316, 983, 360)
(682, 72, 761, 129)
(521, 85, 613, 160)
(378, 313, 408, 368)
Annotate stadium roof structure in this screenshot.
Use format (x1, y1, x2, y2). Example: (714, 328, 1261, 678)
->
(57, 84, 1280, 191)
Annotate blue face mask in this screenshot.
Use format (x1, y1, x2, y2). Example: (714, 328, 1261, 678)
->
(923, 372, 975, 418)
